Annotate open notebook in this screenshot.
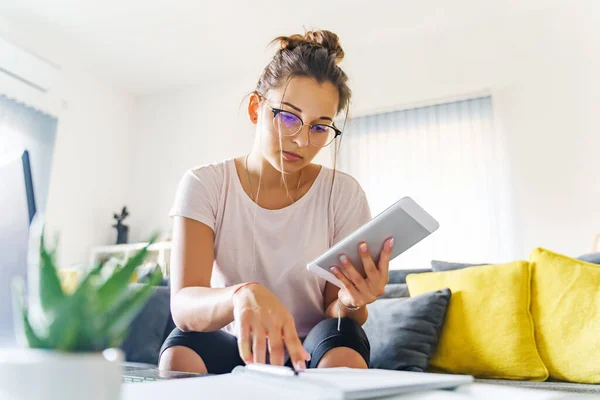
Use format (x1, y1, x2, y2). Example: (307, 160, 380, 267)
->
(234, 365, 473, 399)
(123, 365, 473, 400)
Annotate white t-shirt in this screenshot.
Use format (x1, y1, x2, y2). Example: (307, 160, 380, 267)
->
(169, 158, 371, 338)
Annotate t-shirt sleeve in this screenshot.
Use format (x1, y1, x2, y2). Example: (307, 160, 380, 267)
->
(333, 175, 372, 245)
(169, 166, 222, 231)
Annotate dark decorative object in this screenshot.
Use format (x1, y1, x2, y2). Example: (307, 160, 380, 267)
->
(113, 206, 129, 245)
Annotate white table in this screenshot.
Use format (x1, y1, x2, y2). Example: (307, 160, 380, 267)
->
(122, 374, 596, 400)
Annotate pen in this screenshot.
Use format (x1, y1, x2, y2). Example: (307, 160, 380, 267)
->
(246, 363, 299, 377)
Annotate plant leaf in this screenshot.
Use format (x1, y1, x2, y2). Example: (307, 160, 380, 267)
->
(53, 313, 80, 351)
(20, 231, 163, 352)
(21, 311, 47, 348)
(43, 296, 76, 349)
(45, 282, 102, 351)
(72, 261, 103, 298)
(57, 262, 106, 351)
(96, 234, 158, 311)
(48, 233, 60, 260)
(11, 277, 47, 348)
(101, 268, 162, 344)
(39, 235, 65, 312)
(38, 261, 104, 351)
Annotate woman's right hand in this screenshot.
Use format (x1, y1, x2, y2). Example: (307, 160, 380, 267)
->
(232, 283, 310, 371)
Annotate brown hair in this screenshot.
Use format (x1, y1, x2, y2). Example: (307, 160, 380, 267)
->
(256, 29, 351, 116)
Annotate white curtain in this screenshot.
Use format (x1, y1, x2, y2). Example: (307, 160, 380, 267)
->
(0, 94, 58, 214)
(337, 96, 516, 268)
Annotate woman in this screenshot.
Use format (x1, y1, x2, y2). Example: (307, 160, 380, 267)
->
(159, 29, 393, 374)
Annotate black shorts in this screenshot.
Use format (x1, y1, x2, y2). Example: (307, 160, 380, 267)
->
(159, 318, 370, 374)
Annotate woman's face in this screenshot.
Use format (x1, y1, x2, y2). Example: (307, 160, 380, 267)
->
(249, 76, 340, 174)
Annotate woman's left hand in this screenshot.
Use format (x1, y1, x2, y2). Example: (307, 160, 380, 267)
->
(330, 238, 394, 309)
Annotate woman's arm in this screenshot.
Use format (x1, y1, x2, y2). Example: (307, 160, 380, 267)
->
(324, 282, 368, 325)
(169, 216, 243, 332)
(169, 216, 310, 368)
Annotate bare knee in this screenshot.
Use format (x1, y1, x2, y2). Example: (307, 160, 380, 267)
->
(317, 347, 368, 369)
(159, 346, 208, 374)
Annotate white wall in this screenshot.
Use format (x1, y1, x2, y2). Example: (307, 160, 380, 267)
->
(0, 19, 136, 267)
(44, 69, 135, 267)
(128, 4, 600, 261)
(129, 80, 255, 241)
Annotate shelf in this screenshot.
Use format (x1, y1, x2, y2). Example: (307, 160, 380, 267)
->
(90, 241, 172, 276)
(91, 241, 172, 254)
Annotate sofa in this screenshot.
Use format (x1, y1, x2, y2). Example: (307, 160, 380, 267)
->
(120, 267, 600, 395)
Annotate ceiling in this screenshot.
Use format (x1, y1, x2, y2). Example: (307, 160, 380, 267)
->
(0, 0, 572, 96)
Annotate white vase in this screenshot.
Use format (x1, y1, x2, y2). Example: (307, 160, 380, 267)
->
(0, 347, 123, 400)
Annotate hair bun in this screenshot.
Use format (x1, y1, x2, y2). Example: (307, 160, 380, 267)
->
(273, 29, 345, 64)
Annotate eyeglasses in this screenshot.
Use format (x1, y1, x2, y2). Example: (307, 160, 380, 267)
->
(263, 100, 342, 148)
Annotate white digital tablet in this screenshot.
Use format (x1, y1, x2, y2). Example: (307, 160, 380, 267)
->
(306, 196, 439, 288)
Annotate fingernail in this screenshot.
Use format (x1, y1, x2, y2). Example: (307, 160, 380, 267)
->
(330, 266, 337, 273)
(359, 242, 368, 253)
(340, 255, 347, 264)
(295, 361, 306, 371)
(307, 354, 311, 361)
(388, 238, 395, 249)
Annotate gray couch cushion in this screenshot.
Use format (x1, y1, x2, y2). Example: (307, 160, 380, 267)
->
(432, 253, 600, 272)
(363, 288, 451, 372)
(389, 269, 432, 284)
(379, 284, 410, 299)
(577, 252, 600, 264)
(120, 286, 174, 365)
(431, 260, 487, 272)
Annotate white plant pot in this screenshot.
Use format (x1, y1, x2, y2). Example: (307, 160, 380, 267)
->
(0, 347, 123, 400)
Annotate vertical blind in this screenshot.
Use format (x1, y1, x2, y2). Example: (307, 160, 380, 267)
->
(337, 96, 516, 268)
(0, 94, 58, 214)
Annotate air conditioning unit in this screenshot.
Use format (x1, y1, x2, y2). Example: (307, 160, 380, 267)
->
(0, 36, 60, 93)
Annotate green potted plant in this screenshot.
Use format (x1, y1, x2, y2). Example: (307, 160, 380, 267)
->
(1, 228, 162, 400)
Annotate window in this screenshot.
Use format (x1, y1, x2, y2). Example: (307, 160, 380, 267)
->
(337, 96, 516, 268)
(0, 95, 58, 213)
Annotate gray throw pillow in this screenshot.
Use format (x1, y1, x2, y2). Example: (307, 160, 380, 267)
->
(388, 269, 432, 284)
(363, 288, 451, 372)
(430, 260, 486, 272)
(577, 253, 600, 264)
(379, 284, 409, 299)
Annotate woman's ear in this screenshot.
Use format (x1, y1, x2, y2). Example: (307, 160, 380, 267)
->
(248, 92, 261, 125)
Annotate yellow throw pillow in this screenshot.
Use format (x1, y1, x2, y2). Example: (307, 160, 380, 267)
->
(530, 248, 600, 383)
(57, 268, 83, 294)
(407, 261, 548, 381)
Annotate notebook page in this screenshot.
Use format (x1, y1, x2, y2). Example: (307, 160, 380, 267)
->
(298, 369, 472, 393)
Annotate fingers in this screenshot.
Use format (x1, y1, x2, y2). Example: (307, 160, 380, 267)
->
(252, 322, 267, 364)
(378, 238, 394, 279)
(237, 312, 253, 364)
(330, 267, 361, 298)
(358, 242, 379, 282)
(267, 333, 285, 366)
(282, 318, 309, 371)
(338, 255, 370, 292)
